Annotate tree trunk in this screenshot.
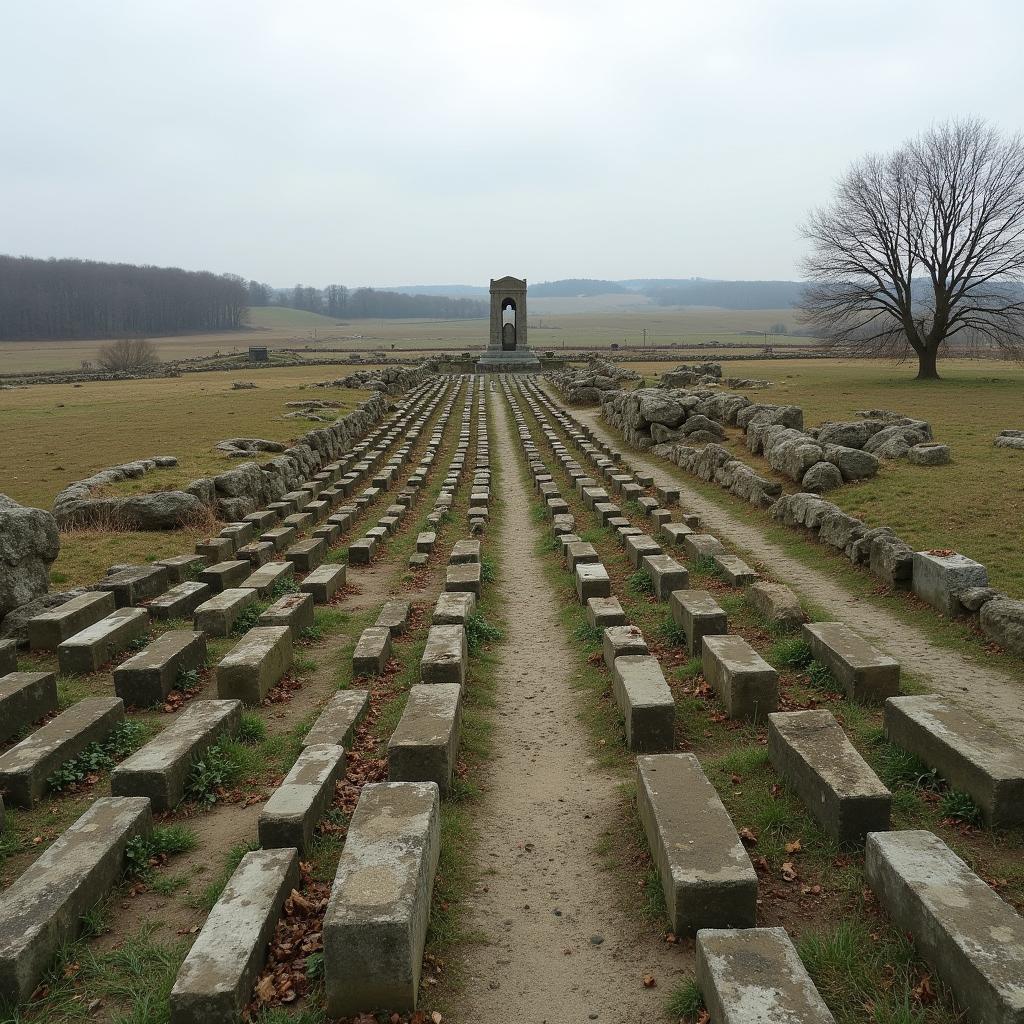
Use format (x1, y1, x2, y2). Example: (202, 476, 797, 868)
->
(916, 346, 940, 379)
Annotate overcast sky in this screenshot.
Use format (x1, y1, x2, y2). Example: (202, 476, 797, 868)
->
(4, 1, 1022, 288)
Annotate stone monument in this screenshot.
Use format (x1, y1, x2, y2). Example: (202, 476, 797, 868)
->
(476, 276, 540, 371)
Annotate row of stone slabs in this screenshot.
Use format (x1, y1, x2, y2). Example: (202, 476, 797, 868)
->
(0, 380, 484, 1013)
(527, 378, 1024, 1022)
(0, 383, 457, 819)
(0, 381, 459, 1002)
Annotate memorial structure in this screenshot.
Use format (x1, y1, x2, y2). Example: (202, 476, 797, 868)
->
(476, 275, 540, 372)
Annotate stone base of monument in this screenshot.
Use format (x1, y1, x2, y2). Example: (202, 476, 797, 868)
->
(475, 350, 541, 372)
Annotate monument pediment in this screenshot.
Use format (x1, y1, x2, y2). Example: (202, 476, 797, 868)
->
(490, 276, 526, 289)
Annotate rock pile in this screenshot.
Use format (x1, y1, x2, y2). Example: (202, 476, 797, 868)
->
(669, 444, 782, 508)
(309, 362, 434, 396)
(658, 362, 723, 388)
(52, 458, 207, 530)
(547, 358, 641, 404)
(0, 495, 60, 622)
(215, 439, 287, 458)
(995, 429, 1024, 451)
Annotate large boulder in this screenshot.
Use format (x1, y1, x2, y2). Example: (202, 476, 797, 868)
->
(680, 414, 724, 439)
(0, 495, 61, 621)
(979, 598, 1024, 657)
(117, 492, 207, 529)
(869, 533, 914, 586)
(802, 461, 844, 492)
(636, 390, 687, 428)
(815, 421, 881, 449)
(213, 462, 266, 501)
(907, 443, 950, 466)
(822, 444, 881, 482)
(817, 509, 865, 550)
(650, 422, 682, 444)
(736, 404, 804, 432)
(863, 424, 927, 455)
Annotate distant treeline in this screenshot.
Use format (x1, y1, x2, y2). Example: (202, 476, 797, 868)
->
(641, 279, 805, 309)
(0, 256, 246, 340)
(529, 278, 627, 297)
(246, 280, 487, 319)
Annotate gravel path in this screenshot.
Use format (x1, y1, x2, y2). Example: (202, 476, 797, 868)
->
(455, 388, 679, 1024)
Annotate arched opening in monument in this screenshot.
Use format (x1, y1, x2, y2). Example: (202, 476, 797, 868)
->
(501, 298, 517, 350)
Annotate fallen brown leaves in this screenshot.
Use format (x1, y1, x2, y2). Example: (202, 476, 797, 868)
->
(262, 674, 303, 706)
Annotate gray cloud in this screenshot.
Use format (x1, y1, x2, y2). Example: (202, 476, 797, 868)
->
(3, 0, 1022, 285)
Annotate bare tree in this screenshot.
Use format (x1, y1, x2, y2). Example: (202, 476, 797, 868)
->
(799, 118, 1024, 379)
(97, 338, 160, 373)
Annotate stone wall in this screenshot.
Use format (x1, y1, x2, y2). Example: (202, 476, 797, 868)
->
(546, 358, 641, 405)
(0, 495, 60, 622)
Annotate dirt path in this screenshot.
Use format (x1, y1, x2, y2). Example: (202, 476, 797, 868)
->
(456, 390, 679, 1024)
(565, 398, 1024, 733)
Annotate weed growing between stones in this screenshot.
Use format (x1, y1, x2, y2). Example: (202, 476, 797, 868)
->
(184, 738, 240, 806)
(124, 825, 198, 880)
(664, 978, 704, 1020)
(232, 601, 268, 635)
(46, 719, 148, 792)
(656, 609, 688, 648)
(767, 634, 813, 668)
(479, 553, 496, 583)
(628, 568, 655, 595)
(238, 710, 267, 743)
(464, 611, 503, 654)
(939, 789, 984, 826)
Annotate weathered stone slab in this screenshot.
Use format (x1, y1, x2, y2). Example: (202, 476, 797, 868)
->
(432, 591, 476, 625)
(885, 695, 1024, 827)
(611, 655, 675, 752)
(198, 559, 250, 594)
(0, 639, 15, 676)
(624, 534, 663, 570)
(575, 562, 611, 604)
(239, 561, 294, 598)
(260, 525, 297, 552)
(236, 541, 275, 567)
(0, 797, 152, 1005)
(312, 522, 341, 547)
(258, 743, 347, 851)
(669, 589, 728, 655)
(348, 537, 376, 565)
(416, 532, 436, 553)
(866, 829, 1024, 1024)
(445, 562, 482, 597)
(660, 522, 694, 547)
(803, 622, 899, 702)
(712, 552, 758, 587)
(913, 551, 988, 617)
(195, 536, 233, 563)
(0, 672, 58, 744)
(57, 607, 149, 675)
(586, 596, 627, 629)
(95, 565, 169, 607)
(636, 753, 757, 936)
(449, 539, 481, 564)
(702, 634, 779, 721)
(112, 699, 240, 811)
(0, 696, 125, 806)
(113, 630, 207, 706)
(376, 599, 411, 636)
(566, 541, 599, 573)
(388, 684, 462, 795)
(286, 537, 326, 573)
(353, 626, 392, 675)
(169, 848, 299, 1024)
(147, 581, 212, 621)
(155, 554, 206, 583)
(696, 927, 836, 1024)
(27, 591, 116, 650)
(301, 563, 346, 604)
(643, 553, 689, 600)
(324, 782, 441, 1017)
(220, 522, 255, 547)
(304, 689, 370, 748)
(602, 624, 649, 671)
(420, 624, 467, 685)
(768, 710, 891, 846)
(684, 533, 726, 562)
(216, 626, 292, 705)
(193, 587, 258, 637)
(749, 581, 804, 628)
(259, 592, 315, 635)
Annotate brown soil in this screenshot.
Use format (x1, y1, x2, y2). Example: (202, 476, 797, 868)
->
(567, 400, 1024, 734)
(455, 390, 680, 1024)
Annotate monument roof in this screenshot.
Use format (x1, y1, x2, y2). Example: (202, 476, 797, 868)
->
(490, 275, 527, 290)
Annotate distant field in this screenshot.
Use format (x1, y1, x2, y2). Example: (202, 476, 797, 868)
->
(0, 305, 809, 372)
(0, 366, 383, 586)
(625, 357, 1024, 593)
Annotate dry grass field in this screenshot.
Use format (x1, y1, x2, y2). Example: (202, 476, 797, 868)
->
(0, 305, 811, 372)
(0, 366, 380, 585)
(626, 357, 1024, 593)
